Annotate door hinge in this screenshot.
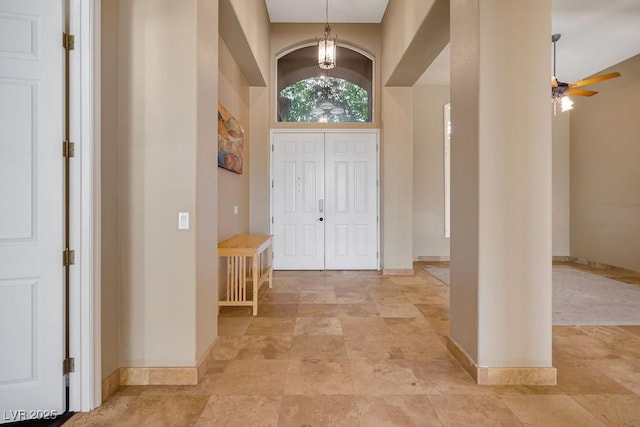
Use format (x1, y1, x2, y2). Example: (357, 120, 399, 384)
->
(63, 140, 75, 158)
(63, 33, 75, 51)
(63, 249, 75, 267)
(271, 216, 274, 224)
(271, 180, 274, 188)
(63, 357, 75, 375)
(271, 144, 274, 152)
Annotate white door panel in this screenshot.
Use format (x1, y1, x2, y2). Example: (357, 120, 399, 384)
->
(0, 0, 65, 420)
(325, 133, 378, 269)
(273, 133, 325, 270)
(272, 132, 379, 271)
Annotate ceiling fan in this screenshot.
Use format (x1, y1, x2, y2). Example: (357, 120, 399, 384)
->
(551, 33, 621, 113)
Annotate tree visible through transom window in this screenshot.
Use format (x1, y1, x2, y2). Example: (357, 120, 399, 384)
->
(277, 45, 373, 123)
(279, 77, 368, 123)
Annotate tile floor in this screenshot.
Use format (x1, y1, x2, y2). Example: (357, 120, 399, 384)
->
(67, 262, 640, 426)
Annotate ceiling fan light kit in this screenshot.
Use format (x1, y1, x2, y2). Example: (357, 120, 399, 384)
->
(551, 33, 621, 114)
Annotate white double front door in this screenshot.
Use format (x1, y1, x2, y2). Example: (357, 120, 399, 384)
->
(272, 132, 379, 270)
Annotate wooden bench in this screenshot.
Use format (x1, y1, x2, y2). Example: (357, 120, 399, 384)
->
(218, 234, 273, 316)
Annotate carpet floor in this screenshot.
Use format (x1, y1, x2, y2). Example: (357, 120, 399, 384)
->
(424, 265, 640, 325)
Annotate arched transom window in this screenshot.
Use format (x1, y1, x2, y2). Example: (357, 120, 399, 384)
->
(277, 45, 373, 123)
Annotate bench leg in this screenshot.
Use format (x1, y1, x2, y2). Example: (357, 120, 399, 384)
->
(252, 255, 259, 316)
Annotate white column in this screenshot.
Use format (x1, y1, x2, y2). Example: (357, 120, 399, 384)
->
(449, 0, 555, 385)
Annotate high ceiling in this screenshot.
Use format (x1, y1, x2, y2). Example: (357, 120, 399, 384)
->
(265, 0, 640, 87)
(265, 0, 389, 23)
(418, 0, 640, 85)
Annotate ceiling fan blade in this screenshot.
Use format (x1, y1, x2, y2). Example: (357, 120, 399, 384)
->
(570, 72, 621, 88)
(551, 76, 558, 88)
(566, 88, 598, 97)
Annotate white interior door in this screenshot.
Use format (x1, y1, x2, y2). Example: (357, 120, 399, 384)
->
(325, 133, 378, 269)
(0, 0, 65, 420)
(272, 133, 325, 270)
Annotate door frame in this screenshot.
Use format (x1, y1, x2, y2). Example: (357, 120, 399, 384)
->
(269, 129, 381, 270)
(67, 0, 101, 412)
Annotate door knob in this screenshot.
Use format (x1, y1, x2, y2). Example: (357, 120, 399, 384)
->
(317, 217, 324, 222)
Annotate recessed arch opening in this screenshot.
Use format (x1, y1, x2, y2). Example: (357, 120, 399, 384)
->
(276, 44, 374, 123)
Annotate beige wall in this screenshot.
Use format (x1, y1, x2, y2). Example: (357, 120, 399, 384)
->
(380, 1, 448, 271)
(381, 87, 414, 271)
(553, 112, 571, 257)
(116, 0, 218, 367)
(380, 0, 435, 84)
(412, 85, 450, 259)
(100, 0, 121, 380)
(218, 39, 250, 242)
(450, 0, 553, 367)
(217, 38, 251, 297)
(249, 86, 270, 234)
(410, 86, 570, 260)
(195, 0, 220, 363)
(227, 0, 270, 82)
(570, 54, 640, 272)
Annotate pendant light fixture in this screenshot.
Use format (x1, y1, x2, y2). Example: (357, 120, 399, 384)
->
(318, 0, 337, 69)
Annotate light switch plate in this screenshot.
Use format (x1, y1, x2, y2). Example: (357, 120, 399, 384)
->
(233, 205, 239, 215)
(178, 212, 189, 230)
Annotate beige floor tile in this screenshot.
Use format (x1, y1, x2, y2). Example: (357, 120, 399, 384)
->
(579, 325, 640, 359)
(256, 304, 299, 318)
(297, 303, 339, 317)
(590, 358, 640, 394)
(425, 318, 450, 336)
(294, 316, 343, 335)
(413, 303, 449, 320)
(383, 317, 433, 337)
(349, 360, 424, 395)
(557, 366, 634, 395)
(335, 291, 373, 304)
(245, 317, 296, 336)
(371, 291, 412, 304)
(195, 395, 281, 427)
(277, 395, 360, 427)
(284, 359, 354, 394)
(620, 325, 640, 337)
(345, 335, 405, 360)
(357, 395, 443, 426)
(218, 317, 252, 336)
(389, 275, 428, 285)
(115, 395, 209, 427)
(501, 394, 604, 426)
(410, 358, 493, 395)
(334, 303, 380, 317)
(260, 292, 300, 304)
(83, 262, 640, 425)
(299, 291, 337, 304)
(211, 336, 244, 360)
(376, 303, 424, 318)
(213, 360, 289, 395)
(340, 316, 392, 337)
(394, 335, 450, 360)
(65, 395, 138, 426)
(552, 334, 620, 360)
(428, 394, 523, 426)
(571, 394, 640, 426)
(218, 306, 253, 317)
(233, 335, 293, 359)
(290, 335, 347, 359)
